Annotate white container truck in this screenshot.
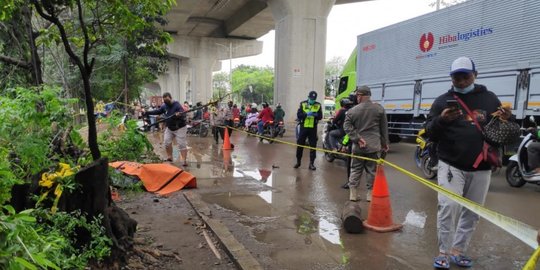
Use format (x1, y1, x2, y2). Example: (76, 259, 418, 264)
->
(339, 0, 540, 142)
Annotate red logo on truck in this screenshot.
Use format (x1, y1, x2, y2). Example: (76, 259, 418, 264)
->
(419, 32, 434, 52)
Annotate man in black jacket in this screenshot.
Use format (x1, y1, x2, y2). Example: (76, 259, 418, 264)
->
(426, 57, 512, 268)
(143, 92, 189, 166)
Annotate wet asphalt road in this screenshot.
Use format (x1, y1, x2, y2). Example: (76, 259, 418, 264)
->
(148, 126, 540, 270)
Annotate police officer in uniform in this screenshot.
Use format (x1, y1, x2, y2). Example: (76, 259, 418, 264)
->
(294, 91, 323, 170)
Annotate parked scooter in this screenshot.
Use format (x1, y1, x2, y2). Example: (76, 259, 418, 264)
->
(506, 118, 540, 187)
(187, 120, 209, 137)
(414, 128, 437, 179)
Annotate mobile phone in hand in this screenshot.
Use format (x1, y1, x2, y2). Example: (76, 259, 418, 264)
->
(446, 100, 459, 109)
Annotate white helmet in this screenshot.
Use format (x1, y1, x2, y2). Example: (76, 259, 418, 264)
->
(251, 103, 257, 108)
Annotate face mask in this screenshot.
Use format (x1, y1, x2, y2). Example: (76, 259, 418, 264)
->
(308, 99, 315, 105)
(453, 83, 475, 94)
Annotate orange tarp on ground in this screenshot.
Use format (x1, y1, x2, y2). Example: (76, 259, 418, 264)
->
(109, 161, 196, 195)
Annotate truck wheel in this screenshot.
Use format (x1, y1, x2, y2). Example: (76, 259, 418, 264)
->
(505, 161, 526, 187)
(389, 134, 401, 143)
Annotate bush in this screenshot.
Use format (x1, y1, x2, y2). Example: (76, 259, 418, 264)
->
(98, 113, 154, 162)
(0, 206, 111, 270)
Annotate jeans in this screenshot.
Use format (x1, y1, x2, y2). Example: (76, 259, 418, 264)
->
(329, 129, 345, 150)
(150, 116, 157, 130)
(257, 121, 264, 134)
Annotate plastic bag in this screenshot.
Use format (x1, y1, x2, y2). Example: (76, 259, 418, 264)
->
(404, 210, 427, 229)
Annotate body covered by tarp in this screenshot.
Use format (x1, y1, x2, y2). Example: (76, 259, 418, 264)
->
(109, 161, 196, 195)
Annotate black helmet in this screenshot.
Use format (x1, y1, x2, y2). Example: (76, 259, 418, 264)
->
(348, 93, 358, 105)
(340, 98, 352, 107)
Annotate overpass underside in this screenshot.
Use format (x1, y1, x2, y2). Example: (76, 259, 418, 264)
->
(152, 0, 367, 119)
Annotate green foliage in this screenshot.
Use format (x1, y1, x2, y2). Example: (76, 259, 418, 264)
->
(325, 56, 345, 97)
(0, 4, 36, 89)
(0, 86, 77, 180)
(0, 148, 19, 205)
(98, 114, 153, 162)
(0, 206, 111, 270)
(109, 168, 143, 193)
(212, 72, 229, 99)
(231, 65, 274, 104)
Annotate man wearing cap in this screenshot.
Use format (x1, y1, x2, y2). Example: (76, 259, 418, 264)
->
(343, 85, 389, 202)
(426, 57, 512, 269)
(294, 90, 323, 170)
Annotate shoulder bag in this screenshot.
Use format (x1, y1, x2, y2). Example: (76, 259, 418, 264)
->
(453, 94, 502, 168)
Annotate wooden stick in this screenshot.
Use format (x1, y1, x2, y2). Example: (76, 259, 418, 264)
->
(202, 229, 222, 260)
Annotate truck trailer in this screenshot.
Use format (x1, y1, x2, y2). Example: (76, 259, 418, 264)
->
(337, 0, 540, 142)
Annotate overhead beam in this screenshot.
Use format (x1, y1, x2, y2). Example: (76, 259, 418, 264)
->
(224, 1, 268, 36)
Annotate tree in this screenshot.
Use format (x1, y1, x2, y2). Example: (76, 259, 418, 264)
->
(232, 65, 273, 105)
(325, 56, 345, 97)
(0, 0, 174, 265)
(0, 5, 42, 88)
(212, 72, 229, 99)
(26, 0, 173, 160)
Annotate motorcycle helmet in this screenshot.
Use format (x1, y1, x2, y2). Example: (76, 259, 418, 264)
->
(340, 98, 352, 107)
(348, 93, 358, 106)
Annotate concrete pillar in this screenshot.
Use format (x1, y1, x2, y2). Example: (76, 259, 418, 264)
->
(178, 58, 190, 103)
(161, 35, 262, 105)
(190, 57, 214, 104)
(268, 0, 335, 121)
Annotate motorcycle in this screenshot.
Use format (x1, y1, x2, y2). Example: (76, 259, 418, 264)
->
(322, 119, 348, 162)
(273, 120, 286, 138)
(258, 120, 275, 143)
(506, 125, 540, 187)
(414, 128, 437, 179)
(187, 120, 209, 137)
(247, 121, 259, 135)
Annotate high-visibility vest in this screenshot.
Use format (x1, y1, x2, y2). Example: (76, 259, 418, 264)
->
(301, 102, 320, 128)
(341, 134, 350, 146)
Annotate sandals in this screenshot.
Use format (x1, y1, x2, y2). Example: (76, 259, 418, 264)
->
(450, 254, 473, 268)
(433, 255, 450, 269)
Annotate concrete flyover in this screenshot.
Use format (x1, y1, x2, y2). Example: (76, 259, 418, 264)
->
(153, 0, 368, 118)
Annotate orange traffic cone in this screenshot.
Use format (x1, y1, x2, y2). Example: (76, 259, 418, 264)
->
(363, 165, 403, 232)
(222, 149, 232, 171)
(222, 128, 233, 150)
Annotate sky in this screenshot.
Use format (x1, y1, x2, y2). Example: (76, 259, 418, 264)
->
(219, 0, 437, 72)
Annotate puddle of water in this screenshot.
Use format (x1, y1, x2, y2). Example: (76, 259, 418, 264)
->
(203, 192, 349, 267)
(233, 168, 273, 187)
(318, 217, 341, 245)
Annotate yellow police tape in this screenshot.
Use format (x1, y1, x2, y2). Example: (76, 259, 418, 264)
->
(220, 125, 540, 269)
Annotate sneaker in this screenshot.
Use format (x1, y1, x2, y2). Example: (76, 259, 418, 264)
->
(293, 163, 301, 169)
(308, 164, 316, 171)
(366, 190, 372, 202)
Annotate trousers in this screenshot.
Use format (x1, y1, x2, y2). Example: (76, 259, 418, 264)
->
(296, 126, 318, 163)
(437, 160, 491, 254)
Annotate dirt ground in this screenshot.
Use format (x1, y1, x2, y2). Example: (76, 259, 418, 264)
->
(116, 191, 236, 270)
(111, 128, 237, 270)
